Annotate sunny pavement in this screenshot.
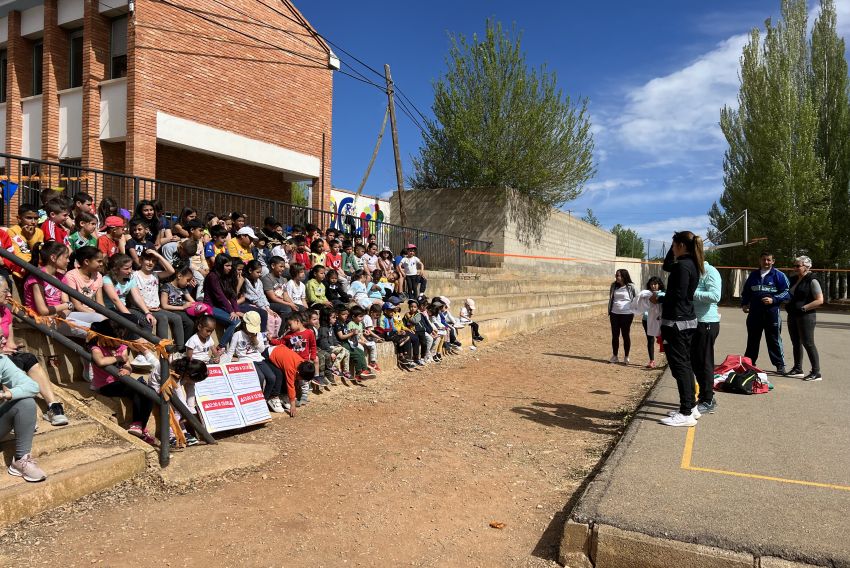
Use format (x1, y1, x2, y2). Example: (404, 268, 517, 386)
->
(573, 306, 850, 566)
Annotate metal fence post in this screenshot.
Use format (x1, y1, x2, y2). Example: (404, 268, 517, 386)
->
(457, 241, 463, 274)
(133, 176, 140, 204)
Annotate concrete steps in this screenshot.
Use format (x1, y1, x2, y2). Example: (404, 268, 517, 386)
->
(0, 418, 146, 528)
(442, 290, 609, 318)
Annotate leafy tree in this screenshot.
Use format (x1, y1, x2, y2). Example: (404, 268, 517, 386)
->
(411, 19, 596, 244)
(581, 208, 601, 227)
(611, 224, 646, 259)
(713, 0, 846, 266)
(291, 182, 310, 207)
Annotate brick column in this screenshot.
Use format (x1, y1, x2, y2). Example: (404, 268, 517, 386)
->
(81, 0, 109, 171)
(125, 8, 155, 182)
(5, 11, 27, 156)
(41, 0, 68, 164)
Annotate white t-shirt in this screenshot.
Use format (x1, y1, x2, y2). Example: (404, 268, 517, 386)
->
(611, 286, 633, 315)
(222, 330, 267, 364)
(133, 271, 161, 309)
(186, 334, 215, 362)
(399, 256, 421, 276)
(270, 245, 289, 264)
(285, 279, 306, 306)
(362, 253, 379, 273)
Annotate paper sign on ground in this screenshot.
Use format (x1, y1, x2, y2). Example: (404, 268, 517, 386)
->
(224, 362, 271, 425)
(197, 395, 244, 433)
(194, 364, 232, 397)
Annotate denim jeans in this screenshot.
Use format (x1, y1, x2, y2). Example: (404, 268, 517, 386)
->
(211, 307, 241, 348)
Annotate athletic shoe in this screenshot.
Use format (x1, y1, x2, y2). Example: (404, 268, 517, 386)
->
(786, 368, 805, 379)
(668, 406, 701, 420)
(185, 434, 200, 446)
(775, 366, 787, 376)
(272, 399, 287, 413)
(622, 357, 630, 366)
(473, 335, 485, 342)
(659, 412, 698, 427)
(127, 422, 144, 438)
(609, 355, 619, 364)
(696, 399, 717, 415)
(646, 361, 657, 369)
(8, 454, 47, 482)
(416, 359, 426, 366)
(267, 399, 277, 412)
(44, 402, 69, 426)
(282, 400, 291, 411)
(803, 372, 822, 382)
(359, 370, 376, 380)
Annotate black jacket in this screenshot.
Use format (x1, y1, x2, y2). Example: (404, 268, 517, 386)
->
(661, 247, 699, 321)
(786, 273, 820, 315)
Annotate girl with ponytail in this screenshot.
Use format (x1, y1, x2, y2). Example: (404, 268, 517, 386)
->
(658, 231, 703, 427)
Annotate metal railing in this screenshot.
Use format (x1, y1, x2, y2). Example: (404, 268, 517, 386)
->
(0, 153, 496, 273)
(0, 247, 216, 467)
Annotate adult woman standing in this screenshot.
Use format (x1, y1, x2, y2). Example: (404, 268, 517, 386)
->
(658, 231, 703, 427)
(691, 256, 722, 415)
(608, 269, 636, 364)
(786, 256, 823, 381)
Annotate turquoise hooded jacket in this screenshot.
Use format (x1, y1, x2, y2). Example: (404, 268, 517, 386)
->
(693, 261, 722, 323)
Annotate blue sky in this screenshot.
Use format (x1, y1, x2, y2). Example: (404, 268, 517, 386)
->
(302, 1, 849, 244)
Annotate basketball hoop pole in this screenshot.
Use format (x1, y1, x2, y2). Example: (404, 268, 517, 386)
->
(706, 209, 748, 251)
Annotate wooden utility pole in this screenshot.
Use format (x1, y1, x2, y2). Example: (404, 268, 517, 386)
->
(384, 64, 407, 226)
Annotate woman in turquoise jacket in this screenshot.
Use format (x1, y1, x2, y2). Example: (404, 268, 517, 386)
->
(691, 260, 722, 415)
(0, 355, 46, 482)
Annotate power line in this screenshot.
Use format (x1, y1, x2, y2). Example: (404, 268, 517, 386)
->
(156, 0, 327, 67)
(208, 0, 320, 54)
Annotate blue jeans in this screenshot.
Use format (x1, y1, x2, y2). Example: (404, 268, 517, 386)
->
(212, 307, 241, 348)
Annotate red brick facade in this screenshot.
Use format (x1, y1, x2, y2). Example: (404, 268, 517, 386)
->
(2, 0, 333, 212)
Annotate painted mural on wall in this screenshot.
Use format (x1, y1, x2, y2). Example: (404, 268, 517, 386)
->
(329, 189, 390, 237)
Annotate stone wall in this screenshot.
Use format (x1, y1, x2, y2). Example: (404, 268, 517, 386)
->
(391, 187, 615, 281)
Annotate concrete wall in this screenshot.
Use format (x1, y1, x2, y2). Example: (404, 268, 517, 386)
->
(391, 187, 615, 280)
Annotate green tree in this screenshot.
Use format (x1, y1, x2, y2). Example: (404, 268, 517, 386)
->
(713, 0, 844, 266)
(291, 182, 310, 207)
(581, 208, 601, 227)
(411, 19, 596, 244)
(611, 224, 646, 259)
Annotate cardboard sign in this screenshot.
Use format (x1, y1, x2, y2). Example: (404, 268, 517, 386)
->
(195, 363, 270, 433)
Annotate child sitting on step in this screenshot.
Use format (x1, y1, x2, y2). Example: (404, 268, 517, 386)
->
(459, 298, 485, 343)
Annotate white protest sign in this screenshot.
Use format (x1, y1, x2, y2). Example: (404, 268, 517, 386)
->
(224, 362, 272, 426)
(194, 365, 245, 434)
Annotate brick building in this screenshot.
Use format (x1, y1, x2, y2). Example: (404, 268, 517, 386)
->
(0, 0, 334, 212)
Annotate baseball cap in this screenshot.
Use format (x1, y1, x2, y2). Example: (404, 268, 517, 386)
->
(406, 243, 417, 250)
(104, 216, 125, 228)
(236, 227, 258, 240)
(382, 302, 395, 310)
(242, 311, 261, 334)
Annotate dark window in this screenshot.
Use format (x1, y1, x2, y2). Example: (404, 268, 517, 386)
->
(0, 50, 7, 103)
(110, 16, 127, 79)
(69, 29, 83, 88)
(60, 158, 83, 194)
(33, 42, 43, 96)
(21, 163, 41, 204)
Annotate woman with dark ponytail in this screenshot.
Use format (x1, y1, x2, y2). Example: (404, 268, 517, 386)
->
(658, 231, 704, 427)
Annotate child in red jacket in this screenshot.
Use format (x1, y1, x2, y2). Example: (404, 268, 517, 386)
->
(271, 312, 319, 406)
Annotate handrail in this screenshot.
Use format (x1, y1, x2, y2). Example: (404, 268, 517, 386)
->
(0, 247, 164, 348)
(12, 310, 216, 467)
(0, 247, 217, 467)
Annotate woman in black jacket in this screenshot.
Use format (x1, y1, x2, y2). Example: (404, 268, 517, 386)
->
(785, 256, 824, 381)
(658, 231, 704, 427)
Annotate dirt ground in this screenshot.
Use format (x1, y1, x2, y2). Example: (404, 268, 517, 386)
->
(2, 316, 659, 567)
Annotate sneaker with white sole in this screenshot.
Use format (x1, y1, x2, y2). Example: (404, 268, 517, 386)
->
(609, 355, 619, 364)
(43, 402, 69, 426)
(660, 412, 698, 427)
(667, 406, 701, 420)
(803, 372, 822, 382)
(696, 399, 717, 415)
(786, 368, 805, 379)
(8, 454, 47, 482)
(622, 357, 630, 365)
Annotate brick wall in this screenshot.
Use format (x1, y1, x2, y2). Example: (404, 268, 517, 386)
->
(42, 0, 69, 163)
(132, 0, 333, 211)
(81, 0, 111, 172)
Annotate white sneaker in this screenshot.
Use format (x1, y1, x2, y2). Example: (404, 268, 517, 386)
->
(266, 399, 277, 412)
(272, 399, 286, 413)
(667, 406, 701, 420)
(622, 357, 630, 365)
(609, 355, 619, 364)
(660, 412, 698, 427)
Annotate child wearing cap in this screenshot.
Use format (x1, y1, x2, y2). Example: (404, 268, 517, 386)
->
(460, 298, 485, 342)
(227, 227, 256, 263)
(97, 216, 127, 259)
(220, 311, 282, 413)
(399, 244, 426, 297)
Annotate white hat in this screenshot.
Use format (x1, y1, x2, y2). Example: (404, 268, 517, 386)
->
(236, 227, 258, 240)
(465, 298, 476, 310)
(242, 311, 262, 334)
(438, 296, 451, 306)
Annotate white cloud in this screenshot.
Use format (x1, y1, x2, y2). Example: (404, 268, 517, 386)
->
(584, 178, 644, 193)
(615, 34, 748, 156)
(626, 214, 712, 243)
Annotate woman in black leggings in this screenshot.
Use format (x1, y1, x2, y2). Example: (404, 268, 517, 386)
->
(786, 256, 824, 381)
(608, 269, 636, 365)
(658, 231, 703, 427)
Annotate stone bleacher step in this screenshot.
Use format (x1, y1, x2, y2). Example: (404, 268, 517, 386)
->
(443, 290, 609, 318)
(0, 444, 146, 528)
(454, 300, 609, 344)
(1, 420, 101, 459)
